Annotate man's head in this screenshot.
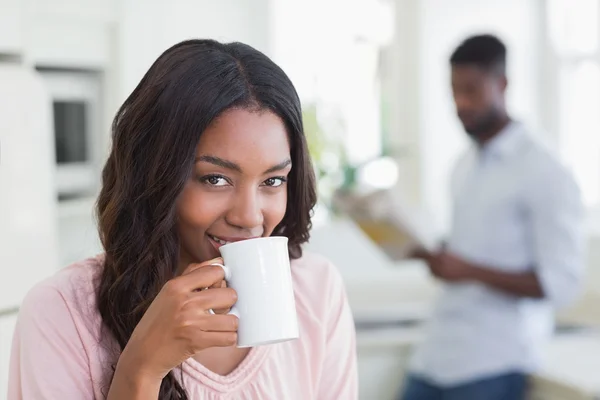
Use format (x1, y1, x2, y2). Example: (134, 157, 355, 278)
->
(450, 34, 508, 138)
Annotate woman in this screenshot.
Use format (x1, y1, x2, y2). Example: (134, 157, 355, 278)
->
(8, 40, 357, 399)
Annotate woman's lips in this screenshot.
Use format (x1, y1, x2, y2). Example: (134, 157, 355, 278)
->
(207, 234, 260, 251)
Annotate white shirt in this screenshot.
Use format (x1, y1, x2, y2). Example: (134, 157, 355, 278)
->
(410, 122, 585, 385)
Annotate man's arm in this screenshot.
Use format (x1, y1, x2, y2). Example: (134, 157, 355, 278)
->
(427, 158, 584, 304)
(522, 159, 585, 307)
(467, 265, 543, 297)
(432, 252, 544, 298)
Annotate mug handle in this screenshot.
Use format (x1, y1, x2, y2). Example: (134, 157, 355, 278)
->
(207, 263, 239, 317)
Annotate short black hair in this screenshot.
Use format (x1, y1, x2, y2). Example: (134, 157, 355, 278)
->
(450, 34, 506, 74)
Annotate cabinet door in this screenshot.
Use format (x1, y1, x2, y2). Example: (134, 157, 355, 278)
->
(0, 313, 18, 397)
(529, 375, 595, 400)
(28, 18, 110, 69)
(357, 345, 409, 400)
(0, 0, 23, 55)
(0, 66, 60, 310)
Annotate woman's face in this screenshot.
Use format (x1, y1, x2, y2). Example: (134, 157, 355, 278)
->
(176, 108, 291, 269)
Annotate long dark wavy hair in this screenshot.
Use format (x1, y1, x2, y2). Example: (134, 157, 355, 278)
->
(96, 39, 317, 399)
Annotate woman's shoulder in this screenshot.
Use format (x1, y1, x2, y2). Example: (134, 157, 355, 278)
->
(26, 255, 102, 301)
(292, 250, 343, 279)
(12, 256, 117, 397)
(291, 251, 348, 306)
(20, 255, 105, 336)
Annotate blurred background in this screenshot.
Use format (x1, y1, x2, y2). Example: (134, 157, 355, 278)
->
(1, 0, 600, 399)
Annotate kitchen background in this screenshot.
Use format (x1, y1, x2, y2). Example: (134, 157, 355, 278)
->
(1, 0, 600, 399)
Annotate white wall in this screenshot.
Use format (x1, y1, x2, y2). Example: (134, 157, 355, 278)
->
(415, 0, 543, 232)
(386, 0, 422, 206)
(21, 0, 117, 68)
(0, 0, 23, 55)
(118, 0, 271, 102)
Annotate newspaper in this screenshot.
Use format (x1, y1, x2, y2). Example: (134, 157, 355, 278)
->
(332, 188, 441, 259)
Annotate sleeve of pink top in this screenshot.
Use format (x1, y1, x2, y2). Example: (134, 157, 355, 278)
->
(8, 282, 95, 399)
(317, 268, 359, 400)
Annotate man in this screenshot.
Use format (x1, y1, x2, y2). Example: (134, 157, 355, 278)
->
(401, 34, 585, 400)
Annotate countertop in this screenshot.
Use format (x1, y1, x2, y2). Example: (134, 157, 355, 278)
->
(538, 331, 600, 396)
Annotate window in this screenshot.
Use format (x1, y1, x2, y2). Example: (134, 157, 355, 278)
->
(270, 0, 394, 168)
(547, 0, 600, 206)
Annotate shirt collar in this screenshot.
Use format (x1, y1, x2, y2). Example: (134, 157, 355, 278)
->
(479, 121, 524, 160)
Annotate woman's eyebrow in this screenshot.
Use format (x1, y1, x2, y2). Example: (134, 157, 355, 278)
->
(263, 159, 292, 174)
(195, 156, 291, 174)
(195, 155, 242, 172)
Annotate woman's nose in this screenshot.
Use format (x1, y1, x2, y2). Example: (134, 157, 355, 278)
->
(225, 187, 264, 230)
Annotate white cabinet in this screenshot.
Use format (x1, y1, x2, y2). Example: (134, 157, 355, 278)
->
(534, 333, 600, 399)
(0, 65, 59, 310)
(58, 198, 103, 266)
(23, 0, 117, 69)
(0, 0, 23, 55)
(26, 0, 118, 22)
(530, 376, 595, 400)
(357, 334, 414, 400)
(0, 313, 18, 396)
(28, 18, 112, 69)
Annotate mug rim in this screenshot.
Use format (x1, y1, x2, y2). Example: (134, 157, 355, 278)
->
(219, 235, 288, 251)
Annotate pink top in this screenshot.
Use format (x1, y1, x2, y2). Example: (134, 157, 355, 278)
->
(8, 252, 357, 399)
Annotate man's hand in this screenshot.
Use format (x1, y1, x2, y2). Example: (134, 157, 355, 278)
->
(428, 251, 474, 282)
(406, 246, 432, 261)
(409, 246, 475, 283)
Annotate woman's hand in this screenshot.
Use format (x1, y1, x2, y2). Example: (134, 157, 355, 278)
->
(111, 257, 239, 390)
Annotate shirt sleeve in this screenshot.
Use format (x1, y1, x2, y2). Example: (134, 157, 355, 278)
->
(317, 266, 358, 400)
(8, 282, 95, 399)
(525, 159, 585, 308)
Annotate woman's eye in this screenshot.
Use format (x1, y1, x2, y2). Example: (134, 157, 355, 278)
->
(201, 175, 229, 187)
(263, 177, 287, 187)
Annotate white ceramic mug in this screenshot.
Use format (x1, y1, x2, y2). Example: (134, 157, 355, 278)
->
(211, 236, 299, 348)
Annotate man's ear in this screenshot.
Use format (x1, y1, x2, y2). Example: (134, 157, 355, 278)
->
(500, 75, 508, 92)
